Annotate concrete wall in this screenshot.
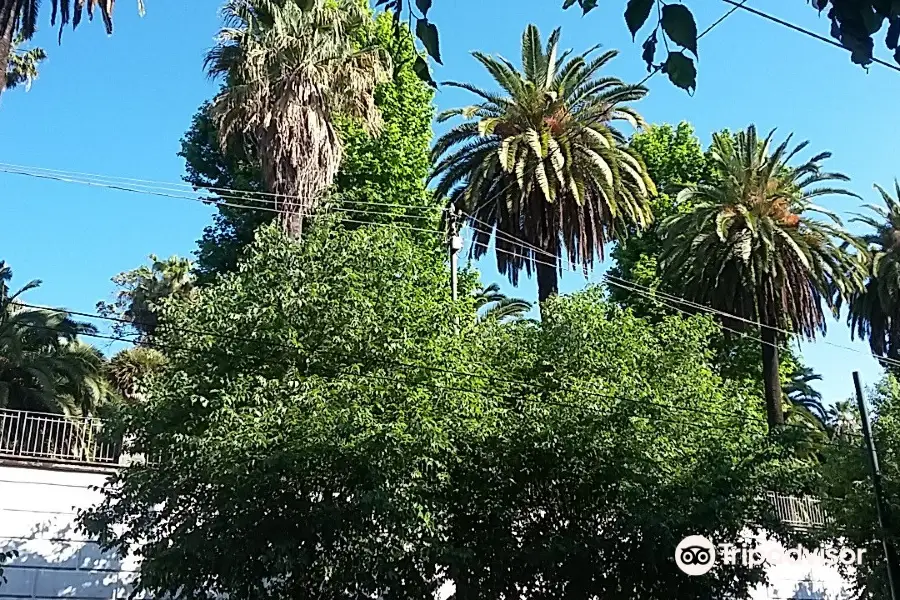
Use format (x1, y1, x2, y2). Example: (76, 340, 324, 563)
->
(0, 463, 137, 600)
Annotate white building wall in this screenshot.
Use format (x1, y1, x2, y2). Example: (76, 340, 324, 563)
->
(0, 461, 861, 600)
(0, 463, 138, 600)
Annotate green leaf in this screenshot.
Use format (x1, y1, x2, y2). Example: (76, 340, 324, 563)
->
(562, 0, 578, 8)
(415, 0, 431, 16)
(641, 30, 658, 71)
(413, 55, 436, 87)
(625, 0, 654, 40)
(661, 4, 698, 57)
(415, 18, 442, 64)
(580, 0, 598, 14)
(663, 52, 696, 92)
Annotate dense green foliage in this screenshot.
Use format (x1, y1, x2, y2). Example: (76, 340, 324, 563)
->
(608, 122, 711, 319)
(817, 375, 900, 598)
(0, 262, 113, 415)
(181, 14, 436, 279)
(609, 124, 828, 429)
(432, 24, 655, 304)
(80, 223, 813, 600)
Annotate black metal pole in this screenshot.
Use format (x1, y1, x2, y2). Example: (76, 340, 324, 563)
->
(854, 371, 900, 600)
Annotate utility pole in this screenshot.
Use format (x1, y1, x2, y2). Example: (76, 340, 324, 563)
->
(448, 207, 462, 332)
(854, 371, 900, 600)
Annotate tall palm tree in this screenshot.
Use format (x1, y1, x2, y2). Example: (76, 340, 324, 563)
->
(0, 262, 110, 415)
(660, 126, 864, 428)
(205, 0, 389, 238)
(431, 24, 655, 306)
(0, 0, 141, 98)
(846, 181, 900, 361)
(473, 283, 532, 323)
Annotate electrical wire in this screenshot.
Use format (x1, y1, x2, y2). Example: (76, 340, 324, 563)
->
(463, 220, 900, 372)
(0, 166, 446, 237)
(3, 158, 886, 417)
(720, 0, 900, 75)
(0, 162, 445, 213)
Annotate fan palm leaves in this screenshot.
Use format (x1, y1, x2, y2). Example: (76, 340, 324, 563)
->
(106, 347, 165, 403)
(205, 0, 390, 238)
(431, 24, 655, 306)
(0, 262, 111, 415)
(473, 283, 532, 323)
(846, 181, 900, 361)
(660, 126, 865, 428)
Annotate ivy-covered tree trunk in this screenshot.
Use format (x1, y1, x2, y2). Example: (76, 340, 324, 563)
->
(760, 324, 785, 428)
(0, 0, 17, 98)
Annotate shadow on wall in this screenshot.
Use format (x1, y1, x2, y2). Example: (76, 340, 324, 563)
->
(0, 519, 139, 600)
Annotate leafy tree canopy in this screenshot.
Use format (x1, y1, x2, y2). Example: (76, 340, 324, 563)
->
(180, 12, 437, 281)
(80, 222, 812, 600)
(608, 121, 712, 319)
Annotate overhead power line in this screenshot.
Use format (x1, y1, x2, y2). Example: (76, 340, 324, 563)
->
(5, 156, 895, 371)
(0, 162, 444, 213)
(720, 0, 900, 75)
(0, 166, 445, 237)
(464, 232, 900, 372)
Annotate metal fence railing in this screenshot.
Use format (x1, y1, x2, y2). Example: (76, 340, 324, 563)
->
(0, 408, 121, 466)
(767, 492, 829, 529)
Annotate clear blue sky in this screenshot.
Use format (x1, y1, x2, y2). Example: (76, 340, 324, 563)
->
(0, 0, 896, 405)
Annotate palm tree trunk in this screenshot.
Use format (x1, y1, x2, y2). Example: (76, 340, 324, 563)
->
(760, 324, 785, 428)
(279, 208, 303, 240)
(0, 0, 17, 99)
(536, 254, 558, 306)
(536, 226, 559, 310)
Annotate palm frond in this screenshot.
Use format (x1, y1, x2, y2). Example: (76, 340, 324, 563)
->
(431, 24, 653, 300)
